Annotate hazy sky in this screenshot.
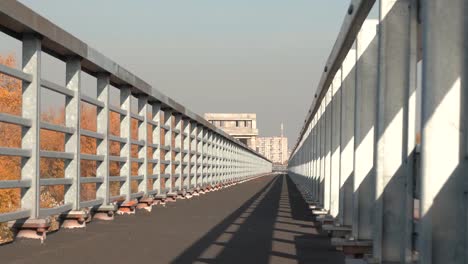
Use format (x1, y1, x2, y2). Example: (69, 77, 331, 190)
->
(10, 0, 354, 149)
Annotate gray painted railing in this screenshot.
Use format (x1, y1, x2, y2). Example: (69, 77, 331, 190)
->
(288, 0, 467, 263)
(0, 1, 271, 232)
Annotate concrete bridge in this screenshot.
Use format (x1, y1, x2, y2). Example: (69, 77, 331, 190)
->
(0, 0, 466, 263)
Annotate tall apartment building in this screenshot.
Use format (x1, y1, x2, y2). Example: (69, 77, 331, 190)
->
(204, 113, 258, 150)
(256, 136, 288, 164)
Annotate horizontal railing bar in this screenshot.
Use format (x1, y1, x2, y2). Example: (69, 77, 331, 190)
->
(160, 160, 170, 165)
(147, 189, 158, 195)
(41, 79, 74, 97)
(130, 139, 145, 146)
(0, 179, 32, 189)
(160, 124, 171, 131)
(81, 94, 105, 108)
(161, 145, 171, 151)
(131, 175, 144, 181)
(148, 174, 158, 179)
(109, 135, 126, 143)
(80, 177, 104, 184)
(0, 147, 31, 157)
(148, 143, 159, 149)
(79, 198, 104, 208)
(130, 192, 144, 199)
(40, 150, 74, 160)
(109, 156, 127, 163)
(80, 129, 105, 140)
(40, 178, 73, 186)
(130, 157, 144, 163)
(0, 209, 31, 223)
(109, 195, 126, 202)
(130, 113, 144, 122)
(40, 121, 75, 134)
(173, 147, 181, 153)
(161, 174, 171, 179)
(109, 105, 127, 115)
(0, 64, 32, 82)
(39, 203, 73, 218)
(109, 176, 126, 182)
(148, 120, 158, 127)
(81, 153, 105, 161)
(0, 113, 32, 127)
(148, 159, 158, 164)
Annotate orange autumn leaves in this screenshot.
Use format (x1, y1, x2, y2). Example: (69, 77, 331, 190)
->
(0, 54, 22, 214)
(0, 54, 136, 214)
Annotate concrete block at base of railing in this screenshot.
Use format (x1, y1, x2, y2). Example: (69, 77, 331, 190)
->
(92, 205, 117, 221)
(316, 214, 335, 225)
(322, 224, 352, 238)
(136, 197, 155, 212)
(60, 210, 90, 229)
(331, 237, 372, 258)
(117, 200, 138, 215)
(8, 218, 51, 243)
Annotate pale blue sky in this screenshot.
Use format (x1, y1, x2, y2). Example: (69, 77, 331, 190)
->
(7, 0, 359, 148)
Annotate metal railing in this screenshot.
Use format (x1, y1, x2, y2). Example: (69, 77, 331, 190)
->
(0, 1, 271, 230)
(288, 0, 466, 263)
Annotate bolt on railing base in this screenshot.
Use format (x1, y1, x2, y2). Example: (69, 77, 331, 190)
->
(117, 200, 138, 215)
(136, 197, 155, 212)
(60, 210, 90, 229)
(92, 205, 117, 221)
(331, 238, 372, 259)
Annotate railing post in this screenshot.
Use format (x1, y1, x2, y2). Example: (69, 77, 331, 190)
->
(373, 0, 418, 262)
(152, 102, 162, 196)
(213, 133, 217, 185)
(208, 131, 213, 187)
(163, 108, 172, 194)
(21, 33, 42, 220)
(64, 56, 82, 211)
(201, 126, 206, 188)
(119, 86, 132, 203)
(419, 0, 468, 263)
(184, 119, 191, 192)
(330, 69, 342, 218)
(319, 102, 326, 207)
(352, 19, 379, 242)
(194, 123, 199, 189)
(172, 113, 181, 194)
(138, 96, 149, 195)
(339, 49, 356, 227)
(96, 73, 111, 209)
(312, 114, 320, 204)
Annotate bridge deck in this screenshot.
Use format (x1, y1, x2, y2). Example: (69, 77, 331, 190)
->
(0, 174, 344, 264)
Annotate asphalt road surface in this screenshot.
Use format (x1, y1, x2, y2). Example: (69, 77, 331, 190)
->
(0, 174, 344, 264)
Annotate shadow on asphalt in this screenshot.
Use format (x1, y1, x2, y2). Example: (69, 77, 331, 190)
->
(172, 174, 344, 264)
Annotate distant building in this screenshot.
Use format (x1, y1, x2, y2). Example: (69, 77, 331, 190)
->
(204, 113, 258, 150)
(256, 136, 288, 164)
